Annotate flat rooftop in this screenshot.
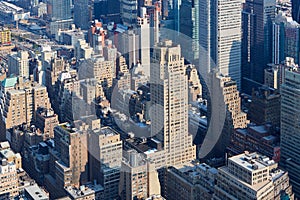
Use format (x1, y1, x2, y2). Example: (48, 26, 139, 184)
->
(229, 152, 275, 172)
(24, 184, 48, 200)
(65, 184, 103, 198)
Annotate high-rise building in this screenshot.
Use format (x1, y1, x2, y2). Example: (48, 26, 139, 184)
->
(199, 0, 242, 88)
(88, 126, 123, 200)
(94, 0, 121, 23)
(0, 142, 22, 199)
(242, 0, 276, 91)
(48, 0, 72, 21)
(160, 162, 217, 200)
(119, 149, 161, 200)
(248, 86, 281, 128)
(179, 0, 199, 61)
(79, 56, 114, 98)
(292, 0, 300, 23)
(45, 122, 89, 199)
(149, 40, 196, 168)
(213, 152, 294, 200)
(0, 79, 51, 140)
(35, 107, 59, 139)
(219, 75, 248, 129)
(53, 71, 80, 122)
(48, 0, 73, 35)
(117, 29, 140, 68)
(206, 74, 248, 158)
(73, 0, 89, 30)
(273, 12, 300, 65)
(280, 66, 300, 198)
(137, 7, 151, 77)
(8, 51, 29, 78)
(120, 0, 138, 26)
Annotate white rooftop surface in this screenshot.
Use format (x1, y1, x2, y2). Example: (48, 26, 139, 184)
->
(229, 153, 268, 171)
(24, 184, 48, 200)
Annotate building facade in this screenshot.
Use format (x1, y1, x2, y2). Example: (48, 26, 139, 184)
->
(280, 66, 300, 198)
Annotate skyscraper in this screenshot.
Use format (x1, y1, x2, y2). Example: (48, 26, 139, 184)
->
(119, 149, 161, 200)
(199, 0, 242, 88)
(149, 40, 196, 168)
(74, 0, 89, 30)
(242, 0, 276, 91)
(273, 12, 300, 65)
(94, 0, 121, 23)
(280, 66, 300, 198)
(49, 0, 72, 21)
(120, 0, 138, 26)
(88, 126, 123, 200)
(180, 0, 199, 60)
(137, 7, 150, 77)
(292, 0, 300, 23)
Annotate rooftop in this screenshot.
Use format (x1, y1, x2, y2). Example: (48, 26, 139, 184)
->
(229, 152, 275, 172)
(65, 183, 104, 198)
(24, 184, 48, 200)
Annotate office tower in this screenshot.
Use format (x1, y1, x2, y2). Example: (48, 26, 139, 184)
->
(35, 107, 59, 138)
(74, 0, 89, 30)
(160, 163, 217, 200)
(48, 0, 73, 35)
(146, 3, 160, 47)
(213, 152, 294, 199)
(88, 126, 122, 200)
(273, 12, 300, 65)
(179, 0, 199, 60)
(94, 0, 121, 23)
(150, 40, 196, 168)
(242, 0, 276, 90)
(120, 0, 138, 26)
(45, 123, 89, 198)
(117, 29, 140, 68)
(280, 66, 300, 198)
(8, 51, 29, 78)
(199, 0, 242, 88)
(0, 79, 51, 140)
(228, 123, 280, 162)
(48, 0, 72, 21)
(137, 7, 151, 77)
(119, 149, 161, 200)
(248, 86, 281, 127)
(292, 0, 300, 23)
